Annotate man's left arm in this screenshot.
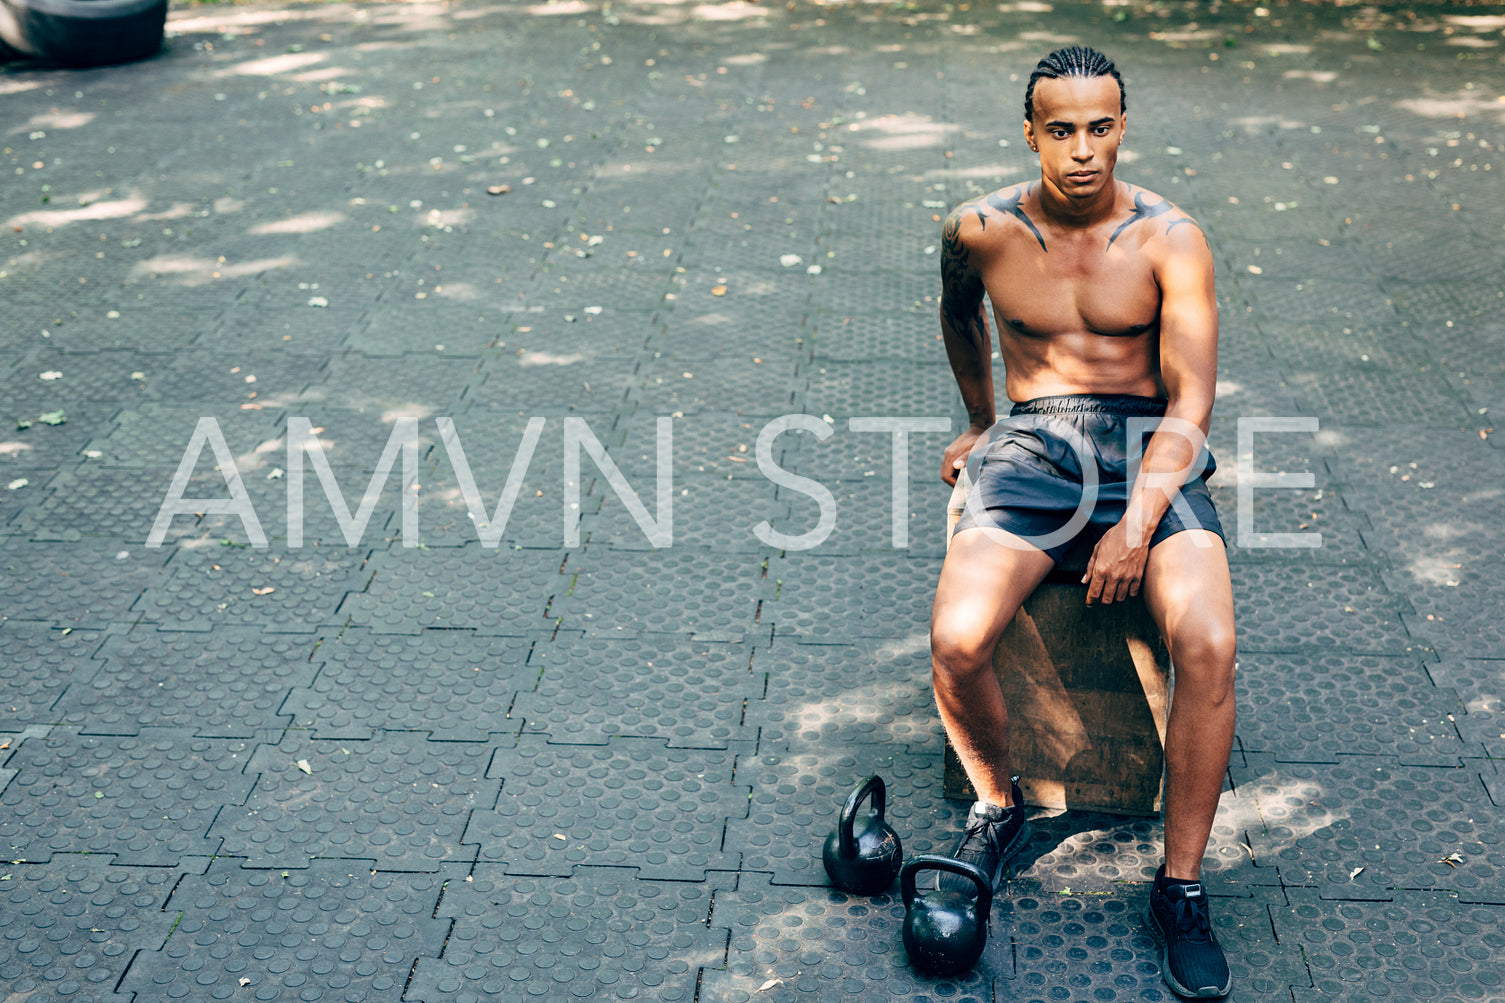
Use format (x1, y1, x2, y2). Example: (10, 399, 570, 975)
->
(1083, 220, 1217, 603)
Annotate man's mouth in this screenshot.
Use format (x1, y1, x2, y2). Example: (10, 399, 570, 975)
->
(1067, 170, 1097, 181)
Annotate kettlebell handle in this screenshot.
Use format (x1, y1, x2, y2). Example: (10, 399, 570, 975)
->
(837, 775, 887, 857)
(901, 854, 992, 915)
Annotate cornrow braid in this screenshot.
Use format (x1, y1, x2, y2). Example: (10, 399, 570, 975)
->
(1023, 45, 1125, 122)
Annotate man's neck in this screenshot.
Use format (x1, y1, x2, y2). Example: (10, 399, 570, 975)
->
(1036, 176, 1119, 228)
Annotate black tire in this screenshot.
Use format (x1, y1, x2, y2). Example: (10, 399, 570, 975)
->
(0, 0, 167, 67)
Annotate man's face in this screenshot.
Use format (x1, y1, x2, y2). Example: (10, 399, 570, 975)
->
(1024, 74, 1126, 200)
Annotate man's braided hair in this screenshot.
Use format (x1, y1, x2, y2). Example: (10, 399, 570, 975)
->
(1024, 46, 1126, 122)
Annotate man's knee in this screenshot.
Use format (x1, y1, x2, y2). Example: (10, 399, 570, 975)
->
(930, 616, 996, 685)
(1168, 622, 1237, 701)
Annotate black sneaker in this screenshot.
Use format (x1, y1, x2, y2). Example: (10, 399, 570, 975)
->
(937, 777, 1031, 895)
(1143, 865, 1232, 998)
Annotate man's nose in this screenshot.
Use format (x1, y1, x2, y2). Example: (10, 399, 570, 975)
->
(1072, 133, 1092, 160)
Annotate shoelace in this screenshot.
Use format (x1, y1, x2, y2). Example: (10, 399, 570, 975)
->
(950, 820, 990, 859)
(1172, 895, 1213, 942)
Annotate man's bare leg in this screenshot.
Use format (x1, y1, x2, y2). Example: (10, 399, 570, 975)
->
(1141, 529, 1237, 882)
(931, 526, 1057, 807)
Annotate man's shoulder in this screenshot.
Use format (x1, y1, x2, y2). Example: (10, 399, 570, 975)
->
(943, 182, 1034, 244)
(1117, 182, 1205, 249)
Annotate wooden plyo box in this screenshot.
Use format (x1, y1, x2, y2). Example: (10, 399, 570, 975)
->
(943, 479, 1171, 816)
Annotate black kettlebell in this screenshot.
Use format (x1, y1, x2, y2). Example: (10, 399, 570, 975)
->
(821, 775, 903, 894)
(900, 854, 990, 976)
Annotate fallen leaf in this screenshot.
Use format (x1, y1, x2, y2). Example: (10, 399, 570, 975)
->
(711, 285, 727, 296)
(1441, 852, 1465, 867)
(308, 296, 329, 308)
(1348, 866, 1364, 880)
(252, 587, 275, 595)
(757, 979, 783, 993)
(239, 978, 252, 986)
(37, 410, 65, 425)
(553, 833, 567, 840)
(6, 478, 27, 490)
(38, 370, 62, 381)
(779, 254, 802, 267)
(487, 184, 511, 195)
(296, 759, 312, 774)
(130, 371, 146, 381)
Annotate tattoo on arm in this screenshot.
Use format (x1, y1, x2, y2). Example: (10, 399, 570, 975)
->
(1165, 215, 1212, 251)
(985, 185, 1047, 252)
(1106, 191, 1173, 249)
(940, 211, 986, 338)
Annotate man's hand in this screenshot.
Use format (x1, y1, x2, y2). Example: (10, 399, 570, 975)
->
(1082, 518, 1150, 604)
(942, 426, 987, 486)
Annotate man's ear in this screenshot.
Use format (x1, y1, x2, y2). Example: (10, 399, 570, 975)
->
(1023, 118, 1036, 152)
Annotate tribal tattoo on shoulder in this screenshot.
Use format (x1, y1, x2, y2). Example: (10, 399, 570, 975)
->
(1165, 215, 1213, 250)
(984, 185, 1048, 252)
(1105, 189, 1173, 250)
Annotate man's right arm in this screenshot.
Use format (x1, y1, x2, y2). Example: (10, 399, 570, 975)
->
(938, 202, 995, 485)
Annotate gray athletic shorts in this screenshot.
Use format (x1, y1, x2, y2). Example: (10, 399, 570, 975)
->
(951, 393, 1225, 565)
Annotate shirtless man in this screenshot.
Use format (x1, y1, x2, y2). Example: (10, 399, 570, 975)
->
(930, 46, 1236, 998)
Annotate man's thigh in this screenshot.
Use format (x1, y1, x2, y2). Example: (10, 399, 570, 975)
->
(1141, 529, 1235, 671)
(932, 527, 1057, 658)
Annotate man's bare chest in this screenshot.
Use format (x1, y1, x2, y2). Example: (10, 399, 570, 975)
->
(981, 248, 1161, 339)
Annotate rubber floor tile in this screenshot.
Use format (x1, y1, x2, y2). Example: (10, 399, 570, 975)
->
(211, 734, 495, 870)
(474, 736, 751, 880)
(406, 866, 729, 1003)
(1230, 563, 1413, 655)
(1280, 889, 1505, 1003)
(515, 634, 760, 748)
(136, 543, 367, 633)
(118, 858, 448, 1003)
(0, 537, 171, 629)
(283, 631, 540, 741)
(1233, 755, 1504, 901)
(342, 544, 565, 635)
(1235, 652, 1466, 766)
(61, 629, 318, 736)
(0, 728, 255, 865)
(761, 554, 936, 642)
(550, 549, 765, 640)
(0, 621, 111, 731)
(0, 854, 189, 1003)
(743, 638, 943, 752)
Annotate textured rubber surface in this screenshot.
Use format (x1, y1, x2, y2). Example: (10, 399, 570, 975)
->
(407, 866, 730, 1003)
(4, 2, 1505, 1000)
(0, 728, 254, 865)
(118, 858, 450, 1002)
(0, 854, 186, 1003)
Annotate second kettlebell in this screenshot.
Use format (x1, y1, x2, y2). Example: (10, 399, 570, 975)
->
(900, 854, 991, 976)
(822, 775, 903, 894)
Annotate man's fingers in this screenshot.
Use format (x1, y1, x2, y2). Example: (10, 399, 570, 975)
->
(1084, 571, 1103, 605)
